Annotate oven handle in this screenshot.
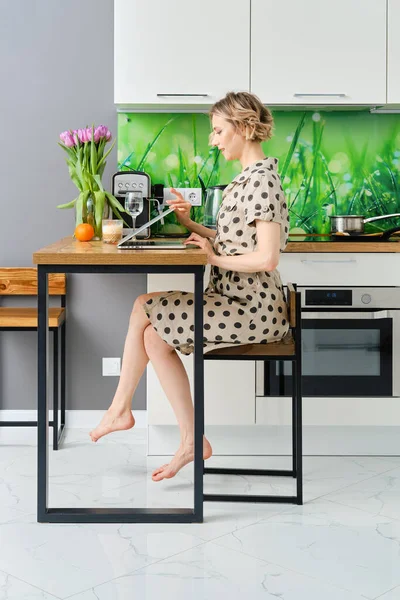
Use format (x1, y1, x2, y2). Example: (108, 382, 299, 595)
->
(302, 310, 394, 320)
(300, 259, 357, 264)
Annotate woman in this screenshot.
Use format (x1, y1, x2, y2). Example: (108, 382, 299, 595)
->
(90, 91, 290, 482)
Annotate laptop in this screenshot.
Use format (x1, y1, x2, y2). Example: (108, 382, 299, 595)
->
(117, 207, 197, 250)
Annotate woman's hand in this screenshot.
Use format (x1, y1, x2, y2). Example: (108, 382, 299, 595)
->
(184, 232, 217, 264)
(166, 188, 192, 226)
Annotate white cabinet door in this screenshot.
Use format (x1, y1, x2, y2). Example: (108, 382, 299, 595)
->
(279, 253, 400, 286)
(115, 0, 250, 105)
(388, 0, 400, 103)
(251, 0, 386, 105)
(146, 272, 255, 426)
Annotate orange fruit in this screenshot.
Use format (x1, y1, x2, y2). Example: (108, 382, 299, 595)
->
(74, 223, 95, 241)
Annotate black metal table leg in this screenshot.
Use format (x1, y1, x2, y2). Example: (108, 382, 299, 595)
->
(37, 266, 49, 522)
(193, 267, 204, 523)
(37, 264, 205, 523)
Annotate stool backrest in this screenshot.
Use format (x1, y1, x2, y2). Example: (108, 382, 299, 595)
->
(286, 282, 298, 328)
(0, 268, 66, 296)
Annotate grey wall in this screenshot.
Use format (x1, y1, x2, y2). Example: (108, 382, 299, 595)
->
(0, 0, 147, 410)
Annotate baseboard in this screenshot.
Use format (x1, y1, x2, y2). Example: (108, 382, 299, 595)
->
(148, 424, 400, 456)
(0, 410, 148, 429)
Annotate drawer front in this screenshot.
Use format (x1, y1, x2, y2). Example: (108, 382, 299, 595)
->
(278, 253, 399, 286)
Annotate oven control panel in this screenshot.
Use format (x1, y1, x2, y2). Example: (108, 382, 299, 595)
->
(305, 289, 352, 306)
(301, 287, 400, 309)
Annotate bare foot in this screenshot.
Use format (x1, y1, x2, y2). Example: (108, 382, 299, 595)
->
(152, 437, 213, 482)
(89, 408, 135, 442)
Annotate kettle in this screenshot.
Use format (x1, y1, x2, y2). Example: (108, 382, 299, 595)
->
(198, 176, 227, 230)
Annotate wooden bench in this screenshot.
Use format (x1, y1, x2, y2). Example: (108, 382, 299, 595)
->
(0, 268, 66, 450)
(203, 282, 303, 505)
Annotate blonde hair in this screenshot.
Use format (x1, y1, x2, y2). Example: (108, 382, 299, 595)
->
(209, 91, 274, 144)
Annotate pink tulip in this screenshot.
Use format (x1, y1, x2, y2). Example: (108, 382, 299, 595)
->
(77, 128, 88, 143)
(105, 129, 112, 141)
(100, 125, 110, 139)
(85, 127, 91, 142)
(94, 126, 102, 143)
(59, 131, 75, 147)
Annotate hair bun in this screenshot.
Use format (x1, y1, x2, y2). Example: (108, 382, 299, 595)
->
(209, 92, 274, 143)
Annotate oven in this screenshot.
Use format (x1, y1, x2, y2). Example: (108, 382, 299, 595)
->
(256, 287, 400, 398)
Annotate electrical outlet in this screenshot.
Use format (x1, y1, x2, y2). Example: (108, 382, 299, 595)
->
(163, 187, 202, 206)
(183, 188, 202, 206)
(102, 357, 121, 376)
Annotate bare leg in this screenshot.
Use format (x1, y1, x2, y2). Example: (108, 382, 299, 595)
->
(143, 325, 212, 481)
(89, 293, 161, 442)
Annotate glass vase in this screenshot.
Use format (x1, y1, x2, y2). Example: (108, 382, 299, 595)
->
(76, 194, 109, 240)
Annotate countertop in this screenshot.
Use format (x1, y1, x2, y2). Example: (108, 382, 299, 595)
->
(284, 234, 400, 253)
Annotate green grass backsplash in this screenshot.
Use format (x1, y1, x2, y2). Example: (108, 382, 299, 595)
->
(117, 111, 400, 235)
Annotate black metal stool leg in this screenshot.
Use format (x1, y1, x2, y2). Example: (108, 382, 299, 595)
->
(292, 360, 297, 478)
(295, 355, 303, 504)
(52, 330, 59, 450)
(61, 320, 66, 428)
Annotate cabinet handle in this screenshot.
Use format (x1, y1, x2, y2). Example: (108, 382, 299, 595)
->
(293, 93, 347, 97)
(156, 93, 209, 97)
(301, 259, 357, 264)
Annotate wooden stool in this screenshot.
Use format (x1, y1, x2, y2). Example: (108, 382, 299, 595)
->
(203, 282, 303, 504)
(0, 268, 66, 450)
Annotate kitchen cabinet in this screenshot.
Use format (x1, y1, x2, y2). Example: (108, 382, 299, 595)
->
(388, 0, 400, 103)
(251, 0, 386, 105)
(114, 0, 250, 106)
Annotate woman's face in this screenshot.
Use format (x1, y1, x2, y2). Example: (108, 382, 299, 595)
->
(211, 114, 244, 161)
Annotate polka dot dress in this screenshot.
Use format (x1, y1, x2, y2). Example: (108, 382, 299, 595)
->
(142, 157, 290, 355)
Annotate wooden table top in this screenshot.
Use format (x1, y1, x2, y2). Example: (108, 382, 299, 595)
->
(33, 237, 208, 266)
(32, 235, 400, 266)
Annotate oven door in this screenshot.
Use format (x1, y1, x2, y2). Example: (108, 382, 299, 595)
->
(262, 311, 395, 397)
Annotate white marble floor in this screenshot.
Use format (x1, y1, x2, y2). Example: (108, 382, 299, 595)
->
(1, 427, 400, 600)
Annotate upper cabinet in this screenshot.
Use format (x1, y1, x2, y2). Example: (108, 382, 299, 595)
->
(388, 0, 400, 103)
(114, 0, 250, 106)
(251, 0, 386, 105)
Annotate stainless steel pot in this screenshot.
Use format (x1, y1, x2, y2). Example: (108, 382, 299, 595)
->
(330, 213, 400, 234)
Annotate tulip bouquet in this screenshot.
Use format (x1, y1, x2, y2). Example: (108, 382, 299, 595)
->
(57, 125, 127, 238)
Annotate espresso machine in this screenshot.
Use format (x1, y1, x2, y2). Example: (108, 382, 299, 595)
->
(111, 170, 164, 239)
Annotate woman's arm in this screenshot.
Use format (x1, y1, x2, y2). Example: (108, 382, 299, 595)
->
(210, 221, 280, 272)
